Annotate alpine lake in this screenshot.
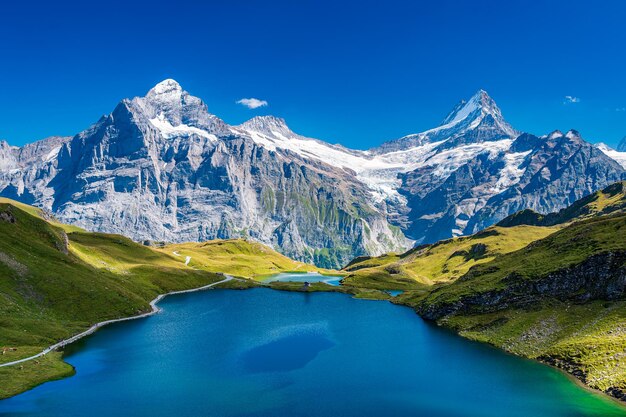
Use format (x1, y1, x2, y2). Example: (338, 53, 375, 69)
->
(2, 273, 625, 417)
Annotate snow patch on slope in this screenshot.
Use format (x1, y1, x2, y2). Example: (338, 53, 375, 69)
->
(597, 143, 626, 169)
(239, 120, 525, 204)
(150, 113, 217, 141)
(495, 150, 532, 191)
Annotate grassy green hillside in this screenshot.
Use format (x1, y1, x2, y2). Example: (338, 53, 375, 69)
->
(342, 225, 559, 289)
(0, 199, 328, 399)
(157, 239, 333, 278)
(401, 214, 626, 400)
(415, 215, 626, 309)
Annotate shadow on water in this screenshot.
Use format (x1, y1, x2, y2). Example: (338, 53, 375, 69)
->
(240, 332, 334, 373)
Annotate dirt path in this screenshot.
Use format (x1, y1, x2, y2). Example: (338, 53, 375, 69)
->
(0, 276, 233, 368)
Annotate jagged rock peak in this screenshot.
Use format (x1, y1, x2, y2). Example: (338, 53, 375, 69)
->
(544, 130, 583, 140)
(442, 89, 491, 124)
(565, 129, 582, 139)
(129, 78, 230, 134)
(239, 115, 294, 136)
(618, 136, 626, 152)
(438, 89, 516, 135)
(146, 79, 183, 98)
(546, 130, 564, 139)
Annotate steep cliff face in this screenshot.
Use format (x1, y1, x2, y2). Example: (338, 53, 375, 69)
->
(418, 250, 626, 320)
(0, 80, 408, 268)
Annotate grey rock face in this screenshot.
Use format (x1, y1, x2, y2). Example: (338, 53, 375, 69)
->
(397, 130, 625, 243)
(618, 136, 626, 152)
(0, 80, 407, 268)
(418, 251, 626, 321)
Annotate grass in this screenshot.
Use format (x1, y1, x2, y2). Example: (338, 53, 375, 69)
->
(418, 215, 626, 308)
(438, 300, 626, 394)
(342, 225, 559, 288)
(156, 239, 338, 278)
(0, 352, 74, 400)
(0, 198, 332, 399)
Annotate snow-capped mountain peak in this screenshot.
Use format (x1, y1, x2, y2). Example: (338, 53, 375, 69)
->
(546, 130, 564, 139)
(146, 78, 183, 98)
(133, 79, 229, 136)
(441, 89, 487, 125)
(238, 115, 294, 138)
(596, 142, 626, 169)
(434, 89, 514, 135)
(373, 89, 517, 154)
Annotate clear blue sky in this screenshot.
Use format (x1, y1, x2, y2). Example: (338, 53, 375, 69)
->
(1, 0, 625, 149)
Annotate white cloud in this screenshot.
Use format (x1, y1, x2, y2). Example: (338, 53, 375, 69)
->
(564, 95, 581, 104)
(237, 98, 268, 109)
(616, 107, 626, 112)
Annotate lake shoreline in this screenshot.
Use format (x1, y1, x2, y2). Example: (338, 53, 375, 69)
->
(0, 274, 237, 394)
(4, 284, 624, 416)
(4, 276, 626, 412)
(387, 295, 626, 409)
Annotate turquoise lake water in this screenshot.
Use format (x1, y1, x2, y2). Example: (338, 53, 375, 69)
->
(2, 286, 625, 416)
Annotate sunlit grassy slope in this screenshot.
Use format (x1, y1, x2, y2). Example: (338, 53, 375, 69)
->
(0, 198, 328, 398)
(342, 225, 559, 289)
(403, 214, 626, 398)
(157, 239, 333, 278)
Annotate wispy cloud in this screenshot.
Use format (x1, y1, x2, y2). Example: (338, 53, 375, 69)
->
(563, 95, 581, 104)
(615, 107, 626, 112)
(237, 98, 268, 109)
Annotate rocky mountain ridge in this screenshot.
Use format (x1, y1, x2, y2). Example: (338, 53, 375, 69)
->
(0, 80, 624, 267)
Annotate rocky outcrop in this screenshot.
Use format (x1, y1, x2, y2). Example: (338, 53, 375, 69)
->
(418, 251, 626, 320)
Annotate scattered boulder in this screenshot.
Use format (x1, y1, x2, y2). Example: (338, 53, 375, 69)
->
(0, 209, 16, 223)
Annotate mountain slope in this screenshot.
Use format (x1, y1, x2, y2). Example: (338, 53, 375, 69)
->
(496, 181, 626, 227)
(344, 181, 626, 289)
(399, 130, 625, 243)
(342, 225, 559, 289)
(597, 142, 626, 169)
